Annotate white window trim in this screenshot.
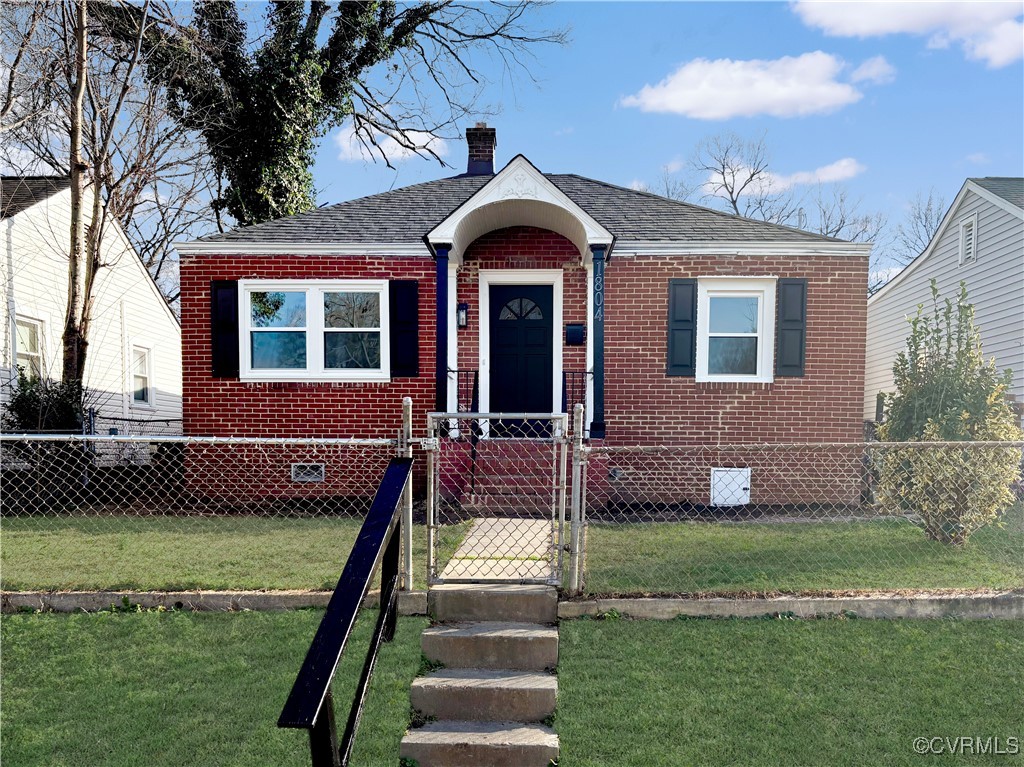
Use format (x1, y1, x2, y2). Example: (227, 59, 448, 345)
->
(958, 213, 978, 266)
(238, 279, 390, 382)
(14, 315, 44, 380)
(130, 344, 155, 409)
(696, 277, 777, 384)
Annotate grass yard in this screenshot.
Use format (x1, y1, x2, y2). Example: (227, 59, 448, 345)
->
(1, 610, 427, 767)
(557, 617, 1024, 766)
(584, 503, 1024, 595)
(0, 516, 448, 592)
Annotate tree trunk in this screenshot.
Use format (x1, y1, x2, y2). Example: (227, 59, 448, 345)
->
(63, 0, 88, 385)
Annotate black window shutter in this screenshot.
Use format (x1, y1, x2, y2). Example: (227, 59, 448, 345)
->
(210, 280, 239, 378)
(389, 280, 419, 377)
(666, 279, 697, 377)
(776, 278, 807, 377)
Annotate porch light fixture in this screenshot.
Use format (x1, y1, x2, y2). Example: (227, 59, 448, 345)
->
(457, 303, 469, 329)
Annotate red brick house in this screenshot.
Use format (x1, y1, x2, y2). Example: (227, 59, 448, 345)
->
(177, 125, 869, 449)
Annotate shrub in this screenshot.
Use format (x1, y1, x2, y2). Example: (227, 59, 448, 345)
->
(876, 281, 1023, 545)
(1, 370, 84, 432)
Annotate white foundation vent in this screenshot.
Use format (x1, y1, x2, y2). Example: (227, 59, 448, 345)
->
(710, 467, 751, 506)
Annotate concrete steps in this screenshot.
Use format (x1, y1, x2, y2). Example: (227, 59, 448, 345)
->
(400, 720, 559, 767)
(429, 583, 558, 623)
(401, 585, 560, 766)
(422, 622, 558, 671)
(411, 668, 557, 722)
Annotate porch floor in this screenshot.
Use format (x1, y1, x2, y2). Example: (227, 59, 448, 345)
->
(440, 518, 556, 582)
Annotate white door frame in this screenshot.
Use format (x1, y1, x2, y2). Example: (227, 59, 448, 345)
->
(478, 269, 564, 415)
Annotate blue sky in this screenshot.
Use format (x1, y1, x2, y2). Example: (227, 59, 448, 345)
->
(313, 1, 1023, 250)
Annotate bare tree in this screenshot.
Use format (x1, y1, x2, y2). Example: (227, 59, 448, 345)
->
(690, 132, 800, 225)
(893, 189, 946, 266)
(810, 185, 887, 243)
(0, 3, 54, 137)
(2, 0, 218, 313)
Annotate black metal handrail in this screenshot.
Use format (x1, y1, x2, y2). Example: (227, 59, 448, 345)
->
(278, 457, 412, 767)
(448, 368, 479, 412)
(562, 370, 592, 415)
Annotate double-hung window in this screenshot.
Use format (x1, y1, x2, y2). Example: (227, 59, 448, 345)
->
(239, 280, 390, 381)
(131, 346, 153, 405)
(15, 317, 43, 380)
(696, 278, 776, 383)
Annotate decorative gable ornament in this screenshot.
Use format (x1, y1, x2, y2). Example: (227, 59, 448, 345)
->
(427, 154, 613, 265)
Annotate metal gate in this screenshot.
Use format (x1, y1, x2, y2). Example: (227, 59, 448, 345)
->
(425, 412, 568, 585)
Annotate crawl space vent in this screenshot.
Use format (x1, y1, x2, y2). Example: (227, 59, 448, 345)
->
(291, 463, 325, 483)
(710, 467, 751, 506)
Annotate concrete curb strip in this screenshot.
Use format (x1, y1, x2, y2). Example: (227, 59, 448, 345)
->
(3, 590, 1021, 619)
(558, 592, 1024, 620)
(1, 589, 428, 615)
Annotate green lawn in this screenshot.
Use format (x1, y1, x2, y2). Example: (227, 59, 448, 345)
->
(1, 610, 427, 767)
(0, 516, 448, 592)
(5, 611, 1022, 767)
(557, 617, 1024, 766)
(584, 504, 1024, 595)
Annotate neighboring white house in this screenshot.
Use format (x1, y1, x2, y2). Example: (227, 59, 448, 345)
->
(865, 177, 1024, 422)
(1, 176, 182, 432)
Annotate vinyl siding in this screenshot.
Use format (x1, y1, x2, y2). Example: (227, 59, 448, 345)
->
(1, 188, 182, 428)
(865, 188, 1024, 420)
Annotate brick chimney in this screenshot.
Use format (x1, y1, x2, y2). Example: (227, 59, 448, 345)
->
(466, 122, 497, 175)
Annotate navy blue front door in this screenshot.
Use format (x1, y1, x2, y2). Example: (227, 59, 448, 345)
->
(489, 284, 553, 425)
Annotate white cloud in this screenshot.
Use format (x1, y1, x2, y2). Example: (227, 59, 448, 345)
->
(792, 1, 1024, 68)
(333, 123, 449, 163)
(965, 152, 990, 165)
(620, 52, 865, 119)
(703, 157, 867, 196)
(850, 55, 897, 84)
(628, 179, 647, 191)
(662, 158, 685, 174)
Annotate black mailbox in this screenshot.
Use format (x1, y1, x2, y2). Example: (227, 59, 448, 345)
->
(565, 323, 586, 346)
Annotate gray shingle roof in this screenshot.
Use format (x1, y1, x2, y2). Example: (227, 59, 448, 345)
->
(970, 177, 1023, 210)
(1, 176, 71, 219)
(194, 171, 843, 247)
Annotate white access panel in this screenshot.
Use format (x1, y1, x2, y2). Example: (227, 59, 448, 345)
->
(710, 467, 751, 506)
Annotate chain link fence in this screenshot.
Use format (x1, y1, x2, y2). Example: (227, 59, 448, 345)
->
(575, 440, 1024, 596)
(0, 433, 412, 593)
(426, 413, 568, 585)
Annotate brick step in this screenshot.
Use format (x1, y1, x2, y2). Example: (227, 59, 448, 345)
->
(422, 622, 558, 671)
(410, 668, 557, 722)
(399, 720, 559, 767)
(429, 584, 558, 623)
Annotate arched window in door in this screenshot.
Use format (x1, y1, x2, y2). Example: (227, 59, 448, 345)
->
(499, 297, 544, 321)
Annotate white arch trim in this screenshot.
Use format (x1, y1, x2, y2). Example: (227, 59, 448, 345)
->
(427, 154, 613, 265)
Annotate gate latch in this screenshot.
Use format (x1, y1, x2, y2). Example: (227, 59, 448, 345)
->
(421, 437, 439, 451)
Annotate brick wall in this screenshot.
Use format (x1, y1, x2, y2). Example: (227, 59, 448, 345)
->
(602, 254, 869, 445)
(179, 254, 436, 439)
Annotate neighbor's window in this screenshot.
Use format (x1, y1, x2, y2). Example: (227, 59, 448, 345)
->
(959, 215, 977, 265)
(15, 317, 43, 380)
(696, 278, 776, 383)
(240, 280, 389, 381)
(131, 346, 152, 405)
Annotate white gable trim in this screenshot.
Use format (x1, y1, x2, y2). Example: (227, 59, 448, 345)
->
(427, 155, 613, 264)
(869, 180, 1022, 305)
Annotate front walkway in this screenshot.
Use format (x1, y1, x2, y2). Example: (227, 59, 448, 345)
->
(440, 518, 556, 581)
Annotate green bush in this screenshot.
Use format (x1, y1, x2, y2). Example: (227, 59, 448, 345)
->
(1, 369, 83, 432)
(876, 281, 1023, 545)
